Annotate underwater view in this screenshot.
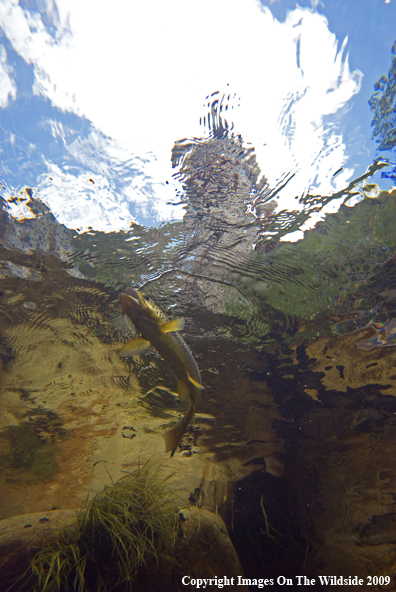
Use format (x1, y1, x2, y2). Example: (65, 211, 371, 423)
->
(1, 0, 396, 590)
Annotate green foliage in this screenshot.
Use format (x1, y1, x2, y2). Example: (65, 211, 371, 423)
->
(369, 40, 396, 151)
(260, 190, 396, 320)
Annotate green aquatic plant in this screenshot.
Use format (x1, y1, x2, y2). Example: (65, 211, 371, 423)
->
(260, 495, 280, 543)
(259, 495, 302, 556)
(20, 467, 180, 592)
(259, 495, 291, 548)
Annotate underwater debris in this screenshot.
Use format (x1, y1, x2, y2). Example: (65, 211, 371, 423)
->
(17, 467, 179, 592)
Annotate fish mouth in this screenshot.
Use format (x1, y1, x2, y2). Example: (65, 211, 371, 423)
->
(119, 288, 146, 313)
(124, 287, 140, 301)
(130, 288, 147, 307)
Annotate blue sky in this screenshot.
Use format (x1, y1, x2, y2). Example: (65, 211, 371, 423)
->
(0, 0, 395, 233)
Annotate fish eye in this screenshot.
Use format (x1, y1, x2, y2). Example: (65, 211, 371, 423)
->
(143, 294, 150, 301)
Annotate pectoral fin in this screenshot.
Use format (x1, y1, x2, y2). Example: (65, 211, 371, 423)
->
(119, 337, 151, 358)
(159, 318, 185, 333)
(187, 373, 205, 389)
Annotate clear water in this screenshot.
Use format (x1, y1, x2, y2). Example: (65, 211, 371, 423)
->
(1, 0, 396, 587)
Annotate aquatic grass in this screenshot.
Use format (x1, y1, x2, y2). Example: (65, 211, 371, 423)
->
(28, 538, 86, 592)
(18, 467, 179, 592)
(260, 495, 288, 547)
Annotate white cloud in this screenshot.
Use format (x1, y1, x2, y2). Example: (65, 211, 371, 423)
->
(0, 0, 363, 234)
(37, 163, 134, 232)
(0, 46, 16, 106)
(32, 130, 184, 231)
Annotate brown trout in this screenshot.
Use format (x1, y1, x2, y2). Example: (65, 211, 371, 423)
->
(118, 288, 204, 453)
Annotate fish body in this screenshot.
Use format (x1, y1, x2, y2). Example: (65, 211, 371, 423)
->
(118, 288, 203, 453)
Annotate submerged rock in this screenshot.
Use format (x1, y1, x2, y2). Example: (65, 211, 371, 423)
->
(0, 509, 78, 590)
(0, 503, 246, 591)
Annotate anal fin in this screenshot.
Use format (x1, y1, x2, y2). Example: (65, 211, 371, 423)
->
(187, 373, 205, 389)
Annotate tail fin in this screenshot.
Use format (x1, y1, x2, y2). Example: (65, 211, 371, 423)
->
(163, 401, 195, 453)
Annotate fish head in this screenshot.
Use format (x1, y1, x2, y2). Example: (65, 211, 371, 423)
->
(119, 288, 165, 330)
